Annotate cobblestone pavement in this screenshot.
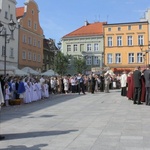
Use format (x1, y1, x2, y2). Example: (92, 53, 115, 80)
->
(0, 90, 150, 150)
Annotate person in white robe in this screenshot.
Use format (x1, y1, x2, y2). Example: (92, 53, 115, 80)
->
(24, 81, 32, 104)
(32, 82, 38, 101)
(43, 81, 49, 98)
(36, 80, 42, 100)
(63, 76, 69, 94)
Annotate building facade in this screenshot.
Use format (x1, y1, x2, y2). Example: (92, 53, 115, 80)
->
(16, 0, 43, 72)
(103, 21, 149, 73)
(43, 38, 58, 72)
(0, 0, 18, 73)
(62, 21, 106, 74)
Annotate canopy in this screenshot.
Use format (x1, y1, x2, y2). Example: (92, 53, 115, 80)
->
(21, 67, 39, 75)
(41, 69, 58, 76)
(14, 69, 28, 76)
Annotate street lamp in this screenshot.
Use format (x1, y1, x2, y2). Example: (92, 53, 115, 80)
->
(0, 20, 16, 76)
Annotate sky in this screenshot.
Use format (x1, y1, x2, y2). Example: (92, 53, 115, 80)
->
(16, 0, 150, 44)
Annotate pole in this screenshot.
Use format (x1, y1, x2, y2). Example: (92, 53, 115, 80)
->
(4, 29, 7, 77)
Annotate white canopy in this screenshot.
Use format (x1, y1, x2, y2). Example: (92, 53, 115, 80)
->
(21, 67, 39, 75)
(14, 69, 28, 76)
(41, 69, 58, 76)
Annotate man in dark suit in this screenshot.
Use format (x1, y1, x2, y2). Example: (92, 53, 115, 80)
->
(133, 66, 142, 104)
(144, 64, 150, 105)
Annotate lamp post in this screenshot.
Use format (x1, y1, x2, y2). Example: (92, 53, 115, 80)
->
(0, 20, 16, 76)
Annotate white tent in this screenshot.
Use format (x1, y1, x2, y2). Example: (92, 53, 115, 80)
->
(21, 67, 39, 75)
(41, 69, 58, 76)
(14, 69, 28, 76)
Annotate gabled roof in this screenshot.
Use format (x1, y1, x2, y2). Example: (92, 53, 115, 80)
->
(63, 22, 107, 38)
(16, 7, 24, 19)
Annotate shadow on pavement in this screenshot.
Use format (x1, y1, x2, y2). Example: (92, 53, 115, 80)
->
(0, 144, 48, 150)
(3, 129, 78, 141)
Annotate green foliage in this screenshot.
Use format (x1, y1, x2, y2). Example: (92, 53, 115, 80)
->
(54, 51, 70, 75)
(74, 57, 87, 74)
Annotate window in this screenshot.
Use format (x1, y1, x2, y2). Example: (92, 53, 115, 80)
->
(137, 53, 143, 63)
(139, 25, 142, 30)
(128, 53, 134, 63)
(22, 35, 26, 43)
(94, 43, 98, 51)
(108, 28, 111, 31)
(37, 54, 41, 62)
(107, 53, 113, 64)
(32, 9, 34, 15)
(115, 53, 121, 64)
(33, 53, 36, 61)
(118, 27, 121, 31)
(5, 11, 8, 19)
(117, 36, 122, 46)
(33, 38, 36, 46)
(128, 25, 131, 30)
(73, 44, 77, 52)
(127, 36, 133, 46)
(2, 46, 4, 56)
(87, 44, 92, 51)
(28, 37, 32, 45)
(22, 51, 26, 59)
(10, 48, 14, 57)
(107, 37, 112, 47)
(138, 35, 144, 46)
(67, 45, 71, 52)
(86, 56, 92, 65)
(28, 52, 32, 60)
(34, 23, 37, 30)
(37, 40, 41, 48)
(94, 56, 99, 65)
(28, 19, 31, 27)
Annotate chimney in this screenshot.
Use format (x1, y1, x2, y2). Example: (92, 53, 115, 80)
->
(84, 20, 89, 26)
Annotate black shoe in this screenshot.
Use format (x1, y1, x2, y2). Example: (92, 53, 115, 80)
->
(137, 102, 143, 105)
(0, 135, 5, 140)
(133, 102, 137, 104)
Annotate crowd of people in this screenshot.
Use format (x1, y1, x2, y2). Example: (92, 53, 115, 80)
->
(0, 71, 122, 107)
(120, 65, 150, 105)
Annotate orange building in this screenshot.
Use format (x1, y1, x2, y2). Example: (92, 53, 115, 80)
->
(103, 21, 149, 74)
(16, 0, 43, 72)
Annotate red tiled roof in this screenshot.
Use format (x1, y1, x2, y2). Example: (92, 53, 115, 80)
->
(16, 7, 24, 19)
(63, 22, 107, 38)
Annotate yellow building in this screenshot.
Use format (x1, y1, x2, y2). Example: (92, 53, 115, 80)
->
(103, 21, 149, 73)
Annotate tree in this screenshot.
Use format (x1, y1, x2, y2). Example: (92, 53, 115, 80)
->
(54, 51, 69, 75)
(74, 57, 87, 74)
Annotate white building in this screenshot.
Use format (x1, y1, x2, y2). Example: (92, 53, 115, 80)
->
(0, 0, 18, 74)
(61, 21, 106, 74)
